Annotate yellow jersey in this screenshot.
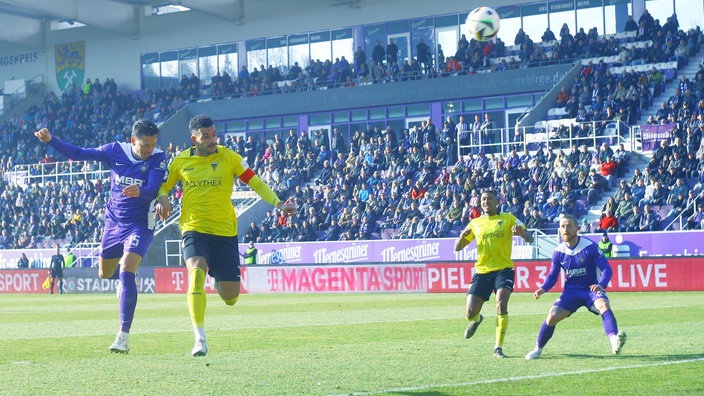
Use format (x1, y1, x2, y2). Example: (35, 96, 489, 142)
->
(461, 212, 524, 274)
(158, 145, 281, 237)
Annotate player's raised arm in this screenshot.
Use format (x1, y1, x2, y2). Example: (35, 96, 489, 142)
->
(454, 226, 473, 251)
(512, 222, 534, 243)
(34, 128, 108, 162)
(34, 128, 52, 142)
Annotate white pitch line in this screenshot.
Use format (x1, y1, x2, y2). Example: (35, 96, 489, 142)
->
(331, 357, 704, 396)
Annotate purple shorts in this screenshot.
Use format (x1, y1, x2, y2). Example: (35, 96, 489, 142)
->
(554, 288, 609, 313)
(100, 217, 155, 259)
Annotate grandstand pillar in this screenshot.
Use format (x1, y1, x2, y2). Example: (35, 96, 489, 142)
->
(631, 0, 646, 23)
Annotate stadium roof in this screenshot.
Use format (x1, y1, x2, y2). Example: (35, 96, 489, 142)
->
(0, 0, 245, 49)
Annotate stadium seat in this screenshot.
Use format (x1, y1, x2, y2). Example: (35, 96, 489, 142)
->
(547, 107, 568, 120)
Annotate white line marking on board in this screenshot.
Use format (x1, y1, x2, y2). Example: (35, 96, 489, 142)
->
(330, 357, 704, 396)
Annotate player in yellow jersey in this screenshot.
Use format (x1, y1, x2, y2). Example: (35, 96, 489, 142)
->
(454, 190, 533, 358)
(156, 114, 296, 357)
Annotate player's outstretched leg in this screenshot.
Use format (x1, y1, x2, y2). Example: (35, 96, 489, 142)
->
(525, 321, 556, 360)
(192, 337, 208, 357)
(601, 309, 625, 354)
(494, 314, 508, 358)
(464, 314, 483, 339)
(188, 267, 208, 357)
(610, 330, 627, 354)
(110, 271, 137, 353)
(109, 333, 130, 354)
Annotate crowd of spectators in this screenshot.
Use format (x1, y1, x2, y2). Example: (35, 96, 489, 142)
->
(0, 76, 193, 250)
(548, 13, 701, 134)
(232, 118, 643, 243)
(592, 82, 704, 233)
(0, 179, 105, 250)
(1, 17, 703, 250)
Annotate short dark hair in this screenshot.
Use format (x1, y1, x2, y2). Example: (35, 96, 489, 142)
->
(189, 114, 214, 134)
(132, 120, 159, 137)
(561, 214, 579, 226)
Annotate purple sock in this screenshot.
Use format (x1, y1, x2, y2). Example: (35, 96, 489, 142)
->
(119, 271, 138, 333)
(110, 266, 120, 280)
(601, 309, 618, 337)
(536, 321, 555, 348)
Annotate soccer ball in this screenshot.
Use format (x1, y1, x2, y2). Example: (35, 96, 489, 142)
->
(465, 6, 501, 42)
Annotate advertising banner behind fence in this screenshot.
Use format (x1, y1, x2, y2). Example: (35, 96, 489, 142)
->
(3, 257, 703, 294)
(0, 267, 156, 294)
(237, 231, 703, 265)
(427, 257, 704, 293)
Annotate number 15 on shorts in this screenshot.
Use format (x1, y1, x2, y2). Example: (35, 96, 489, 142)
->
(129, 235, 141, 248)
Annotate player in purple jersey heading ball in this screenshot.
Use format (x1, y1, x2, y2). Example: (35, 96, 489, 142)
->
(525, 214, 626, 360)
(35, 120, 167, 354)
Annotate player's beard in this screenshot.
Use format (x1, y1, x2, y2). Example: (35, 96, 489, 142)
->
(195, 143, 216, 156)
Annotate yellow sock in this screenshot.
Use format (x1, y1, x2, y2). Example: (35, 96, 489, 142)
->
(467, 313, 480, 322)
(187, 267, 207, 328)
(223, 296, 239, 306)
(496, 314, 508, 348)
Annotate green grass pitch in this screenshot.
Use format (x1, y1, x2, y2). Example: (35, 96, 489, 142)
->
(1, 292, 703, 395)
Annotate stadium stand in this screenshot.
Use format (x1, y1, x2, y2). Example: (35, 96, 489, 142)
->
(0, 12, 702, 248)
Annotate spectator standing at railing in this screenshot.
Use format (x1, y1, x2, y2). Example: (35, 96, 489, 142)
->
(514, 28, 526, 46)
(541, 27, 556, 43)
(35, 120, 166, 354)
(452, 115, 468, 147)
(371, 40, 385, 67)
(480, 114, 495, 153)
(624, 15, 638, 32)
(416, 37, 431, 74)
(638, 9, 655, 37)
(386, 39, 399, 66)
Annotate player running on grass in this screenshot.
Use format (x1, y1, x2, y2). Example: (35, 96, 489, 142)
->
(156, 114, 296, 357)
(454, 190, 533, 358)
(35, 121, 166, 353)
(525, 214, 626, 360)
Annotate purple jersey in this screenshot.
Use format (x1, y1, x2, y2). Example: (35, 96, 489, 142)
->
(48, 137, 167, 229)
(541, 236, 613, 292)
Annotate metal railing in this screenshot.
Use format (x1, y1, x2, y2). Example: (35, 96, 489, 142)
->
(532, 229, 559, 259)
(0, 74, 45, 117)
(661, 198, 700, 231)
(3, 160, 110, 187)
(70, 242, 101, 268)
(457, 119, 633, 159)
